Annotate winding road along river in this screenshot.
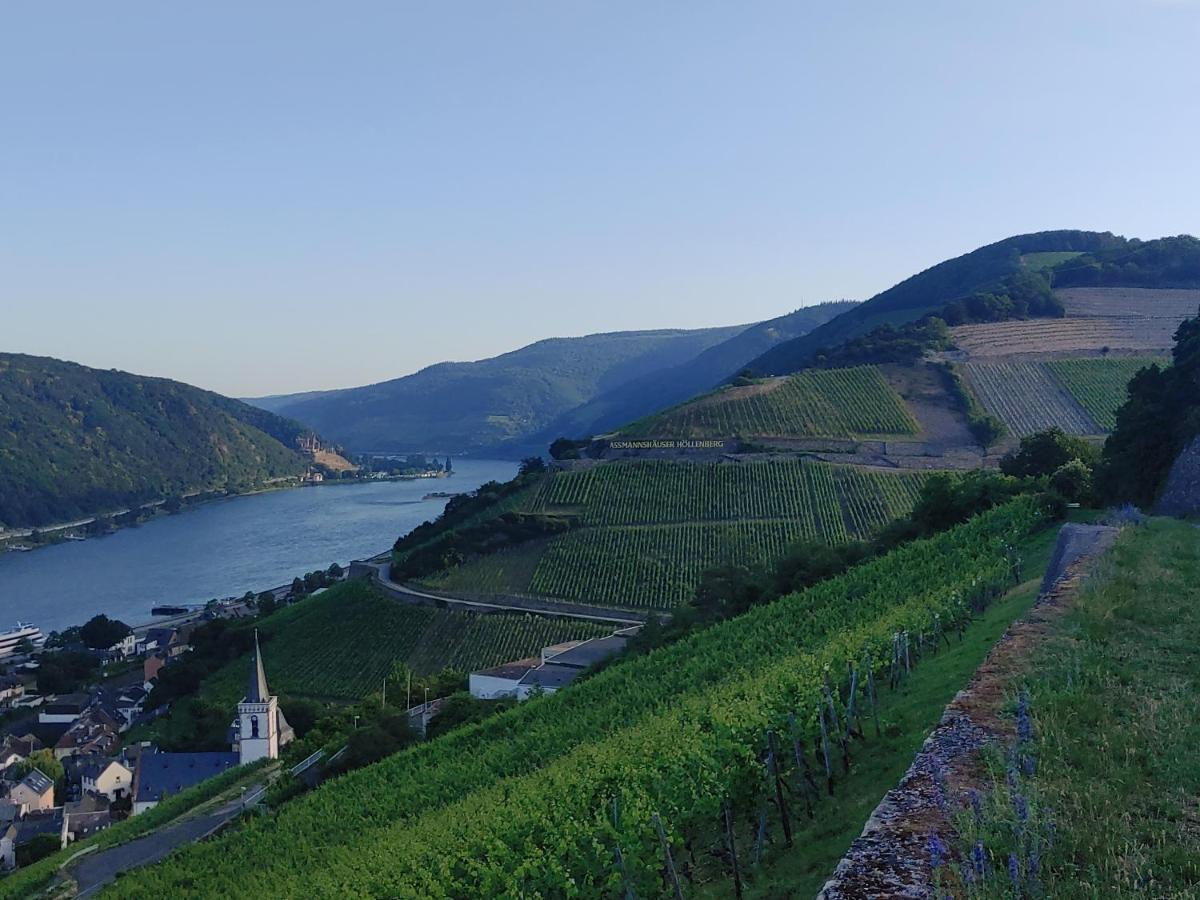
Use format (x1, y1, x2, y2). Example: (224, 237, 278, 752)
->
(0, 458, 517, 634)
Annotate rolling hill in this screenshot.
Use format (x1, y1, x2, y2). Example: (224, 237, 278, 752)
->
(249, 304, 853, 456)
(530, 301, 857, 442)
(251, 327, 745, 454)
(0, 353, 312, 529)
(741, 230, 1131, 377)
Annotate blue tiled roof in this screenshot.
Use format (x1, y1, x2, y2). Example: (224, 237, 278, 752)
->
(134, 751, 239, 804)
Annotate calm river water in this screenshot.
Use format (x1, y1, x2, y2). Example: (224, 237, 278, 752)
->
(0, 458, 517, 634)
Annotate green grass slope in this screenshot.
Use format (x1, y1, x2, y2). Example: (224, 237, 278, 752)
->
(0, 353, 310, 529)
(959, 519, 1200, 898)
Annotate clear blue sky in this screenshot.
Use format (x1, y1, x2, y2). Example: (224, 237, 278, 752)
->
(2, 1, 1198, 396)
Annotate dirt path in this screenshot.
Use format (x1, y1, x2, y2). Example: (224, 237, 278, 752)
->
(816, 523, 1119, 899)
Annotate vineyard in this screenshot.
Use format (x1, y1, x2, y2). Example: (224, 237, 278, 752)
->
(200, 582, 610, 703)
(1047, 356, 1166, 431)
(961, 361, 1097, 437)
(529, 521, 819, 608)
(620, 366, 919, 439)
(106, 497, 1048, 899)
(428, 460, 931, 608)
(531, 458, 925, 528)
(961, 358, 1167, 437)
(950, 317, 1179, 358)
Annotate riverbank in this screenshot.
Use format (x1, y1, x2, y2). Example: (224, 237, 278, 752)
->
(2, 459, 518, 634)
(0, 469, 451, 556)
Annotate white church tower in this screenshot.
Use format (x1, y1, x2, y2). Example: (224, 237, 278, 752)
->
(237, 631, 280, 764)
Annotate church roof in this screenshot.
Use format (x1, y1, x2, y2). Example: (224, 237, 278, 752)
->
(245, 630, 270, 703)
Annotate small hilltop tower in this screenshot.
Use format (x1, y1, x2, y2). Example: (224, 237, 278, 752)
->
(234, 631, 293, 764)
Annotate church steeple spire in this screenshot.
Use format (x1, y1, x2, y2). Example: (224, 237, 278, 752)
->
(246, 629, 269, 703)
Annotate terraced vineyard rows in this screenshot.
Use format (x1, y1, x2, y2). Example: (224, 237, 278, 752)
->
(421, 540, 548, 595)
(437, 461, 935, 608)
(961, 361, 1097, 436)
(622, 365, 918, 438)
(200, 583, 610, 701)
(404, 611, 609, 675)
(833, 465, 930, 535)
(1047, 356, 1166, 431)
(951, 317, 1179, 358)
(508, 460, 933, 608)
(529, 520, 816, 608)
(534, 458, 925, 528)
(109, 498, 1047, 899)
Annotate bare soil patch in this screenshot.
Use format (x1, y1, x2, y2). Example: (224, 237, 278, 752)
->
(1058, 286, 1200, 320)
(950, 317, 1176, 358)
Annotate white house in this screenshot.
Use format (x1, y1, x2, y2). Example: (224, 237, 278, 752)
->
(107, 634, 137, 659)
(37, 694, 89, 726)
(80, 758, 132, 802)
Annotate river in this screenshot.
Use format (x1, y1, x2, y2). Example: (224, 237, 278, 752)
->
(0, 458, 517, 635)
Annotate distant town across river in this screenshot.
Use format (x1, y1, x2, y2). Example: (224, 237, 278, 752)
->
(0, 458, 518, 635)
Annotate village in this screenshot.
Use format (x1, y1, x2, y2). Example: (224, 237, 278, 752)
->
(0, 577, 639, 878)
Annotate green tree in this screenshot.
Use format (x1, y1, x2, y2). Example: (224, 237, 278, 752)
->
(80, 614, 132, 650)
(12, 749, 65, 787)
(1049, 459, 1095, 504)
(1000, 428, 1098, 478)
(518, 456, 547, 477)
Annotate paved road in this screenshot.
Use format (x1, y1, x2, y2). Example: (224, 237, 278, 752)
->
(70, 787, 263, 897)
(372, 561, 650, 624)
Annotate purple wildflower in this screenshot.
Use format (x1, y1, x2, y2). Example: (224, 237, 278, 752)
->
(972, 841, 988, 881)
(1017, 691, 1032, 744)
(1021, 752, 1037, 777)
(1008, 853, 1021, 892)
(1011, 791, 1029, 826)
(927, 833, 948, 869)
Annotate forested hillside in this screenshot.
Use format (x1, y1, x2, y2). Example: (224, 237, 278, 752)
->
(0, 353, 310, 529)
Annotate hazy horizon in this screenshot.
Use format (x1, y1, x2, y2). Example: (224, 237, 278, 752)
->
(4, 1, 1198, 397)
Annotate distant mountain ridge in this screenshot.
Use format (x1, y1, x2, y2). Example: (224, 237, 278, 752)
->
(254, 305, 854, 456)
(0, 353, 312, 529)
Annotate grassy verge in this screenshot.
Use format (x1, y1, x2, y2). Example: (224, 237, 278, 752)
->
(961, 518, 1200, 897)
(0, 760, 270, 900)
(692, 518, 1066, 898)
